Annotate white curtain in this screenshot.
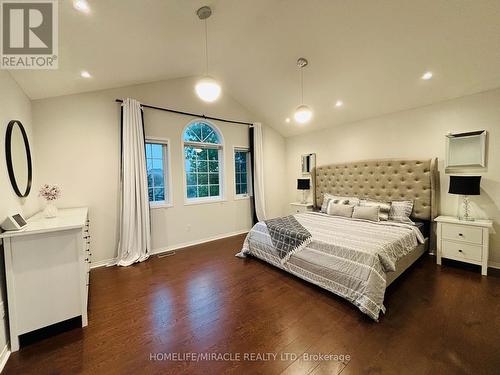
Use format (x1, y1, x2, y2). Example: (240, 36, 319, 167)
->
(253, 122, 267, 221)
(117, 98, 151, 266)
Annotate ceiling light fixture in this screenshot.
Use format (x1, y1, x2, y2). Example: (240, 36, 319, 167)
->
(294, 58, 312, 124)
(421, 71, 433, 80)
(73, 0, 90, 13)
(195, 6, 221, 103)
(285, 118, 291, 123)
(335, 100, 343, 108)
(80, 70, 91, 78)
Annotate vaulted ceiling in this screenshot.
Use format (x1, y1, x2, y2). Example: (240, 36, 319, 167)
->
(10, 0, 500, 136)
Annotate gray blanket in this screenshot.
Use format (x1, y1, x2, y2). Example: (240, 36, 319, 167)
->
(264, 215, 312, 264)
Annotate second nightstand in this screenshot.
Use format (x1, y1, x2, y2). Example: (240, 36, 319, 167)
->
(290, 202, 314, 215)
(435, 215, 493, 276)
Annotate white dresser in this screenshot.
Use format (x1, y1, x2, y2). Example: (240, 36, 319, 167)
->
(0, 207, 91, 352)
(435, 215, 493, 276)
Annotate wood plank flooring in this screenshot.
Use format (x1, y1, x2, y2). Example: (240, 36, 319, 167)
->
(4, 233, 500, 374)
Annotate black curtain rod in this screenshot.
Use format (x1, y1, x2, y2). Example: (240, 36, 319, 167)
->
(115, 99, 253, 126)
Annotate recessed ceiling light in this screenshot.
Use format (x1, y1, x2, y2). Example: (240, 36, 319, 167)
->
(421, 71, 433, 80)
(80, 70, 91, 78)
(285, 118, 290, 123)
(335, 100, 343, 108)
(73, 0, 90, 13)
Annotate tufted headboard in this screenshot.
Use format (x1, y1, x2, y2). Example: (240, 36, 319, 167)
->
(314, 158, 438, 221)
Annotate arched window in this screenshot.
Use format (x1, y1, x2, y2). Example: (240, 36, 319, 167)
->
(183, 121, 223, 201)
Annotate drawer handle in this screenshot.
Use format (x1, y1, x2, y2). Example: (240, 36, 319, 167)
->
(458, 249, 463, 253)
(458, 233, 463, 237)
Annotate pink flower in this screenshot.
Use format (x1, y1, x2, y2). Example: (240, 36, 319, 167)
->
(39, 184, 61, 201)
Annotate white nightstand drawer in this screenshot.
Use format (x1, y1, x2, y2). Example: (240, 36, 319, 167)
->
(442, 224, 483, 245)
(290, 203, 313, 215)
(442, 240, 482, 262)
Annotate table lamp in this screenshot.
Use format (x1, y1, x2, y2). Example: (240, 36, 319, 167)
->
(297, 178, 310, 204)
(448, 176, 481, 221)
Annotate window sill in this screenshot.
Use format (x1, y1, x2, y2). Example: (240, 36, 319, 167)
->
(235, 195, 252, 200)
(184, 198, 226, 206)
(150, 203, 173, 209)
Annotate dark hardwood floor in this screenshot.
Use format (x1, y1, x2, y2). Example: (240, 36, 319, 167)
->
(4, 234, 500, 374)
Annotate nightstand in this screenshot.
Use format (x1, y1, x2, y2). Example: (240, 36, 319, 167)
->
(435, 215, 493, 276)
(290, 202, 314, 214)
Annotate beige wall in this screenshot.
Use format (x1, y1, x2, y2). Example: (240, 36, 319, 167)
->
(286, 88, 500, 265)
(32, 77, 287, 264)
(0, 71, 38, 358)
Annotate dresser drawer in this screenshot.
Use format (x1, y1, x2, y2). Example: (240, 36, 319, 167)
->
(441, 224, 483, 245)
(442, 240, 482, 262)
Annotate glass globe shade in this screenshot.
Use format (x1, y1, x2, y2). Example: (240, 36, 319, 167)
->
(195, 77, 221, 102)
(294, 105, 313, 123)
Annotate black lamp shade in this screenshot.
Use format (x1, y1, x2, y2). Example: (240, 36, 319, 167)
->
(297, 178, 310, 190)
(448, 176, 481, 195)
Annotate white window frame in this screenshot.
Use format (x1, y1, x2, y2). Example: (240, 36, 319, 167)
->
(145, 137, 173, 209)
(181, 120, 225, 205)
(233, 146, 253, 200)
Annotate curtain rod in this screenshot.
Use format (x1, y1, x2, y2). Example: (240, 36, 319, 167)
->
(115, 99, 253, 126)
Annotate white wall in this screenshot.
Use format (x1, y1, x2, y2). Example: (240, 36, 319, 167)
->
(33, 77, 287, 264)
(286, 88, 500, 265)
(0, 71, 38, 359)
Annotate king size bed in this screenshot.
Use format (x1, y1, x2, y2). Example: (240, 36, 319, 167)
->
(238, 158, 438, 321)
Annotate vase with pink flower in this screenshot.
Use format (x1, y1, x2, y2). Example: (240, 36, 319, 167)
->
(39, 184, 61, 218)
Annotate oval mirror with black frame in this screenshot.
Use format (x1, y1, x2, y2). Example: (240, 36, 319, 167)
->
(5, 120, 32, 198)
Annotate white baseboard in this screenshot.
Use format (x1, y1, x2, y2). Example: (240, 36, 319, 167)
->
(0, 345, 10, 374)
(150, 229, 248, 256)
(90, 229, 248, 269)
(90, 258, 117, 269)
(488, 261, 500, 270)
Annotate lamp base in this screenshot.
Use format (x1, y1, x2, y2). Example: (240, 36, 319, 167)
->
(301, 190, 307, 204)
(458, 195, 474, 221)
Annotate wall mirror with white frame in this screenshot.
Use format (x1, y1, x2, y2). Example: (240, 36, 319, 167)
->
(446, 130, 486, 169)
(301, 153, 316, 175)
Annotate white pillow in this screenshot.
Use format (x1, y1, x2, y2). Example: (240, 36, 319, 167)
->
(327, 203, 355, 218)
(325, 193, 359, 205)
(359, 199, 391, 221)
(352, 205, 380, 222)
(321, 194, 349, 213)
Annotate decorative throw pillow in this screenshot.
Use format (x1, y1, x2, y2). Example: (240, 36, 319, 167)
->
(320, 197, 331, 213)
(352, 205, 380, 222)
(327, 203, 355, 218)
(321, 194, 349, 213)
(389, 200, 414, 224)
(345, 196, 361, 206)
(360, 199, 391, 221)
(326, 193, 358, 205)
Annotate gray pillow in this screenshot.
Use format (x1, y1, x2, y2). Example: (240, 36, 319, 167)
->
(353, 205, 380, 222)
(360, 199, 391, 221)
(389, 200, 414, 224)
(327, 203, 355, 218)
